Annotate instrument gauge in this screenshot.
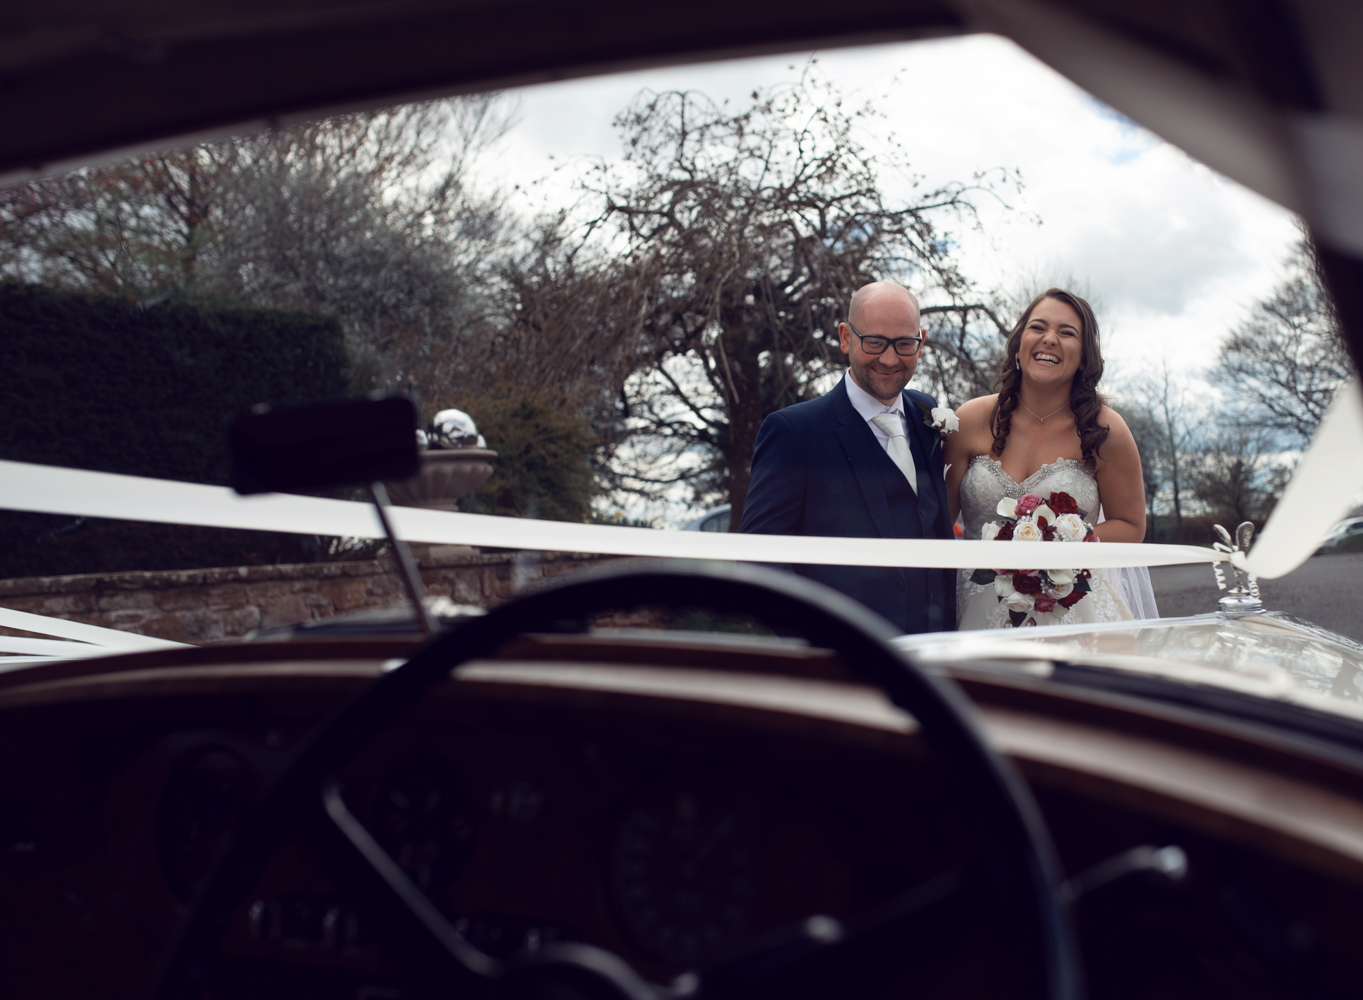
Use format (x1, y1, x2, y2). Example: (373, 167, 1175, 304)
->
(604, 779, 752, 967)
(370, 755, 477, 893)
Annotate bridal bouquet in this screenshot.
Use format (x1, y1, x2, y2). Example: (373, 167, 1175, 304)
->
(970, 491, 1099, 627)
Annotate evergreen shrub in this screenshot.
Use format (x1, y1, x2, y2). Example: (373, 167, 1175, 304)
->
(0, 283, 351, 578)
(452, 391, 599, 523)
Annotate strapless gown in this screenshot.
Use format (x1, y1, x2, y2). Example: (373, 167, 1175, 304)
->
(957, 455, 1134, 630)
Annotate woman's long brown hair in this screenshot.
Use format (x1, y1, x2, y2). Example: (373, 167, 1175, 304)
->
(990, 288, 1109, 468)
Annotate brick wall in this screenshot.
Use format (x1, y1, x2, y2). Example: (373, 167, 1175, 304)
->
(0, 549, 615, 644)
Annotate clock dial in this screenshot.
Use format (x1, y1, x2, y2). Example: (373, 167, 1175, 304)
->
(369, 755, 477, 893)
(605, 780, 752, 967)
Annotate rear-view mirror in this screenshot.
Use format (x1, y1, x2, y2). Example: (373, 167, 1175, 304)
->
(229, 397, 420, 495)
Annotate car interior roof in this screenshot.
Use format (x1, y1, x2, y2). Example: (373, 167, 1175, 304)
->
(6, 0, 1363, 368)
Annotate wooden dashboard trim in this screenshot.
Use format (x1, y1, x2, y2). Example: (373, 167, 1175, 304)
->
(981, 706, 1363, 885)
(6, 636, 1363, 886)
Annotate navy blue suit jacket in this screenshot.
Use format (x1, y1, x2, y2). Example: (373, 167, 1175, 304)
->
(738, 377, 957, 634)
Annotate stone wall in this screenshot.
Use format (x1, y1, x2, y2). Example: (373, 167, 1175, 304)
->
(0, 549, 615, 644)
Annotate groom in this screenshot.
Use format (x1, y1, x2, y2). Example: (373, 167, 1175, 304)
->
(739, 281, 956, 633)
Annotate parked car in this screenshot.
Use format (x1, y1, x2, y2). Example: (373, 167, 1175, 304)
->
(2, 3, 1363, 1000)
(1316, 516, 1363, 554)
(683, 505, 732, 533)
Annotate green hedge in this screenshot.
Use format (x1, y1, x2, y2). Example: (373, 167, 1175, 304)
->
(0, 283, 351, 578)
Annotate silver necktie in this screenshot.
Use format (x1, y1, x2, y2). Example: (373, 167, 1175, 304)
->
(870, 412, 918, 495)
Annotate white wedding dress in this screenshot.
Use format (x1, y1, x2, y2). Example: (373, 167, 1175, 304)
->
(956, 455, 1136, 630)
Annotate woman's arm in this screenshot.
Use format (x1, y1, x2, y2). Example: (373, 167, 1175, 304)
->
(944, 396, 994, 525)
(1092, 408, 1147, 544)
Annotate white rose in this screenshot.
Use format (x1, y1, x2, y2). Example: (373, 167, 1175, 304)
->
(1055, 513, 1086, 541)
(1034, 504, 1056, 525)
(996, 497, 1018, 519)
(1013, 518, 1043, 543)
(1004, 591, 1033, 612)
(1049, 582, 1074, 599)
(1046, 568, 1075, 587)
(994, 573, 1015, 598)
(981, 522, 1002, 543)
(931, 406, 959, 432)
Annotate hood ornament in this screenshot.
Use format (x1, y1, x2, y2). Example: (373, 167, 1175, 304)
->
(1213, 521, 1264, 615)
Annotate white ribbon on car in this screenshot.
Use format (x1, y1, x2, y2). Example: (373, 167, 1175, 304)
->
(4, 378, 1359, 583)
(1238, 377, 1363, 580)
(0, 604, 187, 663)
(0, 458, 1219, 572)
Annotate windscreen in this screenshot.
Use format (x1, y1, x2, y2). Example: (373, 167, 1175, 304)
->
(0, 35, 1354, 655)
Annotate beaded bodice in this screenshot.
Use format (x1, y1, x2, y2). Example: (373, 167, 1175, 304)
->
(959, 455, 1098, 540)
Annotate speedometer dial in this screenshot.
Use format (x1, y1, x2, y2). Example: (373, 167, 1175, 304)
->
(604, 779, 752, 967)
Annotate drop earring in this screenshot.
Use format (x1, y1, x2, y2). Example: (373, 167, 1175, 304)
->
(1014, 357, 1021, 371)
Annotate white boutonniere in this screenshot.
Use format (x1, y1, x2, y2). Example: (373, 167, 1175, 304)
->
(916, 400, 959, 454)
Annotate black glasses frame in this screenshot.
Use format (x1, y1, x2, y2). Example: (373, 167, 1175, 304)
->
(848, 322, 924, 357)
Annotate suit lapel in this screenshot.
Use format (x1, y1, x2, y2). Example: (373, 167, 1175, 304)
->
(832, 379, 895, 538)
(905, 391, 950, 530)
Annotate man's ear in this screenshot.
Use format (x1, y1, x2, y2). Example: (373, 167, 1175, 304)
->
(837, 322, 852, 355)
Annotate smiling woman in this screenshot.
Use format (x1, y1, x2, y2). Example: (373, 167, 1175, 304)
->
(945, 288, 1149, 630)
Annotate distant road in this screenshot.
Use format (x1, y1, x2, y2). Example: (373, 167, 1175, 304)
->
(1149, 551, 1363, 644)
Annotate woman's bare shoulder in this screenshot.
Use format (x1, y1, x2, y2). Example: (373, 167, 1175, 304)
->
(1096, 404, 1138, 465)
(955, 394, 998, 425)
(1099, 404, 1135, 441)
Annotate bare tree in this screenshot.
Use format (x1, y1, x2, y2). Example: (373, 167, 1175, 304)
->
(1212, 236, 1353, 444)
(0, 97, 515, 395)
(914, 302, 1011, 406)
(460, 215, 647, 429)
(1129, 361, 1202, 533)
(577, 72, 1015, 522)
(1191, 427, 1287, 525)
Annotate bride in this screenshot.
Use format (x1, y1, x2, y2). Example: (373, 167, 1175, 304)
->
(944, 288, 1150, 629)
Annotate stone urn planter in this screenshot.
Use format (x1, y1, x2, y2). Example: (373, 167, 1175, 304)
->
(383, 448, 498, 512)
(382, 448, 497, 564)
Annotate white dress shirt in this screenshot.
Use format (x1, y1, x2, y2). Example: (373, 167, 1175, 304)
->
(843, 372, 917, 493)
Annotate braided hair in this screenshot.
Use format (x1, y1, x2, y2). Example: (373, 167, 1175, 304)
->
(990, 289, 1109, 468)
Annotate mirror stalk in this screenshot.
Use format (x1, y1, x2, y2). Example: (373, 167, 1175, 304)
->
(367, 481, 435, 636)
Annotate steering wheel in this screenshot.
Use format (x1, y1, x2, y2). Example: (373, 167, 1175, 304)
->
(152, 561, 1082, 1000)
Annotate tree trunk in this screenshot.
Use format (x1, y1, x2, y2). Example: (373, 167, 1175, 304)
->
(1170, 455, 1184, 531)
(726, 389, 765, 530)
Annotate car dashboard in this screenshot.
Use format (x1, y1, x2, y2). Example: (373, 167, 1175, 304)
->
(3, 631, 1363, 999)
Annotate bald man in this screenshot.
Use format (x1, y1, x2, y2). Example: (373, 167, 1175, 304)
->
(739, 282, 956, 634)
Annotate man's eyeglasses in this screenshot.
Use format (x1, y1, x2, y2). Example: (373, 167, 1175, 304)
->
(848, 322, 924, 357)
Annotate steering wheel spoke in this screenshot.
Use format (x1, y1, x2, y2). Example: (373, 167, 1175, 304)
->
(297, 776, 501, 992)
(684, 870, 967, 1000)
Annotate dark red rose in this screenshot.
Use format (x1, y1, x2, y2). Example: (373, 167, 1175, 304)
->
(1041, 524, 1055, 541)
(1048, 492, 1081, 515)
(996, 523, 1014, 541)
(1033, 595, 1057, 613)
(1013, 573, 1042, 595)
(1058, 592, 1085, 609)
(1083, 533, 1099, 543)
(1078, 569, 1092, 579)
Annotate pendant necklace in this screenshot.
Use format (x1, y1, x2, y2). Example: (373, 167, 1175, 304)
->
(1019, 399, 1068, 423)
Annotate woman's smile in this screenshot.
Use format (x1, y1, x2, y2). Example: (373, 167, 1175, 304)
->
(1019, 298, 1083, 378)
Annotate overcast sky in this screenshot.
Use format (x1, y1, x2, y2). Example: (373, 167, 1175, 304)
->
(480, 33, 1299, 397)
